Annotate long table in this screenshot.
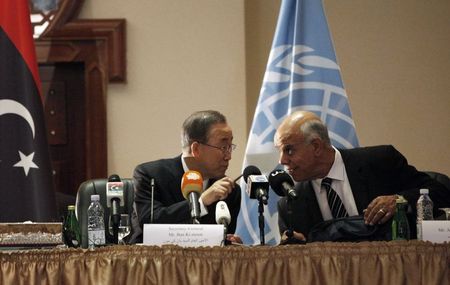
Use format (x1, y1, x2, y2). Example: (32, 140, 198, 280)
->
(0, 240, 449, 285)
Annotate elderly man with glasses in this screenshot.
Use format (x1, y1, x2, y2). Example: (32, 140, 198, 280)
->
(129, 110, 241, 244)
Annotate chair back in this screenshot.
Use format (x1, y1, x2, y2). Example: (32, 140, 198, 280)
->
(75, 178, 134, 248)
(425, 171, 450, 191)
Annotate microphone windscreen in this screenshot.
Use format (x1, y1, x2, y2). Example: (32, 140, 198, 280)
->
(268, 170, 294, 196)
(243, 165, 261, 183)
(181, 170, 203, 199)
(108, 174, 121, 182)
(215, 201, 231, 225)
(106, 174, 124, 207)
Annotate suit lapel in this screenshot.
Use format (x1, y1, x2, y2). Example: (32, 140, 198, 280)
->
(169, 155, 186, 201)
(296, 181, 324, 226)
(340, 149, 370, 214)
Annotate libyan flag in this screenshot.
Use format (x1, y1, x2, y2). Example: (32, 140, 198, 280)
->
(0, 0, 57, 222)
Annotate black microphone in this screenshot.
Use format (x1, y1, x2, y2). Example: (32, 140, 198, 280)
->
(106, 174, 125, 227)
(150, 178, 155, 223)
(106, 174, 124, 244)
(243, 165, 269, 205)
(268, 170, 298, 200)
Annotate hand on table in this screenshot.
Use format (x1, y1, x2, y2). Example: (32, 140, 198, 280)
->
(364, 195, 398, 225)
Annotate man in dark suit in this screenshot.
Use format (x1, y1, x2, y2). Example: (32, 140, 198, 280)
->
(274, 111, 449, 242)
(129, 110, 241, 244)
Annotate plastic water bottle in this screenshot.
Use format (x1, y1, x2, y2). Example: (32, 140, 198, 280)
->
(416, 188, 433, 240)
(87, 194, 106, 248)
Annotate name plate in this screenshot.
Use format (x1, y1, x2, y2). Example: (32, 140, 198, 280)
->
(143, 224, 224, 247)
(422, 221, 450, 243)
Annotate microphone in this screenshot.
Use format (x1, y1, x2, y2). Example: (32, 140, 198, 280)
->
(243, 165, 269, 205)
(181, 170, 203, 223)
(106, 174, 124, 244)
(215, 201, 231, 229)
(216, 201, 231, 245)
(268, 170, 298, 200)
(150, 178, 155, 223)
(106, 174, 125, 222)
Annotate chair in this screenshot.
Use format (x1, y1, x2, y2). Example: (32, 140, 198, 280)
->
(75, 178, 134, 248)
(425, 171, 450, 191)
(425, 171, 450, 220)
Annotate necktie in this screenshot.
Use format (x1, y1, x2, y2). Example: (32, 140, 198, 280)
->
(321, 177, 348, 218)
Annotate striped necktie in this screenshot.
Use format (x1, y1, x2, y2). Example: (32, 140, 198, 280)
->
(321, 177, 348, 219)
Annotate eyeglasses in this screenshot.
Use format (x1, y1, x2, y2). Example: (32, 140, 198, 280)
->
(198, 142, 237, 154)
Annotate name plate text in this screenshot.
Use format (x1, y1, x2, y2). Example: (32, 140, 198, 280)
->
(143, 224, 224, 247)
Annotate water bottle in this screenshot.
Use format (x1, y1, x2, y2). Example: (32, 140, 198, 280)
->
(391, 196, 410, 240)
(87, 194, 106, 248)
(416, 188, 434, 240)
(63, 205, 81, 248)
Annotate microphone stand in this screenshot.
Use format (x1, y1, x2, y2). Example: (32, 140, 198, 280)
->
(221, 225, 230, 246)
(110, 199, 121, 244)
(111, 213, 120, 244)
(283, 196, 305, 245)
(258, 198, 265, 245)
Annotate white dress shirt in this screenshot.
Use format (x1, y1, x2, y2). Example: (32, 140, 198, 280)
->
(311, 147, 359, 221)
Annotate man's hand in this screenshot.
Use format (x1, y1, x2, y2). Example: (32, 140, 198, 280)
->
(200, 177, 235, 206)
(280, 230, 306, 244)
(226, 234, 243, 244)
(364, 195, 397, 225)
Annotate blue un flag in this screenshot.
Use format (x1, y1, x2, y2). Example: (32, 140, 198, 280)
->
(236, 0, 359, 245)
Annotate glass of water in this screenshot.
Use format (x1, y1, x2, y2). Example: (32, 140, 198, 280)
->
(439, 208, 450, 220)
(118, 214, 131, 244)
(109, 214, 131, 244)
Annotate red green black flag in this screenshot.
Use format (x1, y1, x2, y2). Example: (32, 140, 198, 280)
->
(0, 0, 57, 222)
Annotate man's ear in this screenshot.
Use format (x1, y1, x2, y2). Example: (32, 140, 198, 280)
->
(191, 141, 201, 157)
(311, 137, 323, 156)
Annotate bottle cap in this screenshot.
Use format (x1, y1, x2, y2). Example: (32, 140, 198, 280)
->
(396, 195, 407, 204)
(91, 194, 100, 201)
(420, 189, 429, 195)
(67, 205, 75, 210)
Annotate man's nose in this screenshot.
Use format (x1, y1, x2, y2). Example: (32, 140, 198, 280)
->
(279, 151, 288, 165)
(223, 151, 232, 161)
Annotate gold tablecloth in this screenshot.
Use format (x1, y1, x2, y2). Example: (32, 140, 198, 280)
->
(0, 240, 449, 285)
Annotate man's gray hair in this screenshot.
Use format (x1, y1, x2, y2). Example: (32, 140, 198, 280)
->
(300, 119, 331, 146)
(181, 110, 227, 149)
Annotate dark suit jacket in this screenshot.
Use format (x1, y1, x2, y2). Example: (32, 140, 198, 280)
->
(129, 155, 241, 243)
(278, 145, 450, 239)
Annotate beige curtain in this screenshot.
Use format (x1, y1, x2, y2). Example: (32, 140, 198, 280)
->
(0, 241, 449, 285)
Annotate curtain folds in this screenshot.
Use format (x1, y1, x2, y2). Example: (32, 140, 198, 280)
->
(0, 241, 449, 285)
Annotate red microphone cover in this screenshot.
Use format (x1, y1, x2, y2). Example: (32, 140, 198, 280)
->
(181, 170, 203, 199)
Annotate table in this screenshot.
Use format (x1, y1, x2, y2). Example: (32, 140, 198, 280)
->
(0, 240, 449, 285)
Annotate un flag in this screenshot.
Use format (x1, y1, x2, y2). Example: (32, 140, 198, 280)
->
(236, 0, 359, 245)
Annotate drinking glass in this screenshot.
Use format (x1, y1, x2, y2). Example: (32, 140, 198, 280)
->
(438, 208, 450, 220)
(109, 214, 131, 244)
(118, 214, 131, 244)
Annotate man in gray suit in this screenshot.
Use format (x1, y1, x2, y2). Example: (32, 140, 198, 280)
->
(274, 111, 449, 243)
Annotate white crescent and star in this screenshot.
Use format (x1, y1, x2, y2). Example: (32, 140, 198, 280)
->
(0, 99, 39, 176)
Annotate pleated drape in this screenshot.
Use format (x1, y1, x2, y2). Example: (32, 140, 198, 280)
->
(0, 241, 449, 285)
